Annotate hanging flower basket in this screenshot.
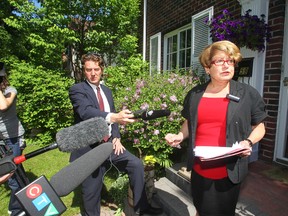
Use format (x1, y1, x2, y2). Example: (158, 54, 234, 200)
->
(205, 9, 271, 52)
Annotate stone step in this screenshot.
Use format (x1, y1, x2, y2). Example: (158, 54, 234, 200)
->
(154, 177, 197, 216)
(165, 163, 191, 196)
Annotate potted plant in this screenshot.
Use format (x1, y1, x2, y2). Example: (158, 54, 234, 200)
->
(205, 9, 271, 52)
(143, 155, 158, 203)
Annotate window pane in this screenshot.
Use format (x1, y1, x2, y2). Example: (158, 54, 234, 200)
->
(186, 48, 191, 68)
(150, 37, 158, 72)
(168, 37, 172, 53)
(187, 29, 191, 48)
(180, 31, 186, 49)
(172, 53, 177, 69)
(179, 50, 185, 68)
(172, 35, 177, 52)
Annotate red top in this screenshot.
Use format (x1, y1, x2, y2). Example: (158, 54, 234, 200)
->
(193, 97, 229, 179)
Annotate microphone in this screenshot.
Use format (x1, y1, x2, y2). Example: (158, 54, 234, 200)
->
(0, 117, 109, 175)
(50, 142, 113, 197)
(132, 109, 171, 120)
(15, 143, 113, 215)
(226, 94, 240, 102)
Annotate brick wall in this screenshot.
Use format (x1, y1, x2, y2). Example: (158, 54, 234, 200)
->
(142, 0, 241, 69)
(261, 0, 285, 161)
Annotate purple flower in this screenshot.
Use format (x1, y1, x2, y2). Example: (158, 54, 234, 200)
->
(136, 80, 146, 89)
(169, 95, 178, 103)
(161, 103, 168, 109)
(140, 103, 149, 110)
(167, 78, 176, 84)
(206, 9, 270, 52)
(153, 130, 160, 135)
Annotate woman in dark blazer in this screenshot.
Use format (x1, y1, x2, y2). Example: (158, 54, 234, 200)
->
(165, 41, 267, 216)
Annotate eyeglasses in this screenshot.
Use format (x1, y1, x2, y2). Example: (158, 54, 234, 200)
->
(211, 59, 235, 66)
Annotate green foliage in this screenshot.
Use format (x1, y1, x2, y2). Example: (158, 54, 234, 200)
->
(108, 174, 129, 215)
(109, 70, 199, 168)
(8, 61, 74, 145)
(105, 54, 149, 92)
(2, 0, 141, 81)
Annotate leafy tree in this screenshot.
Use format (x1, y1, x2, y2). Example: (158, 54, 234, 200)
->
(0, 0, 141, 144)
(5, 0, 141, 81)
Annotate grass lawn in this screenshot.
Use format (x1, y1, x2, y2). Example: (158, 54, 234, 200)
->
(0, 144, 121, 216)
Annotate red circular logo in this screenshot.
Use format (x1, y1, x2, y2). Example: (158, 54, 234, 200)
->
(26, 184, 42, 199)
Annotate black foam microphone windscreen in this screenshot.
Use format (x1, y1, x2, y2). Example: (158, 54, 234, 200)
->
(56, 117, 109, 152)
(133, 109, 171, 120)
(50, 142, 113, 197)
(0, 117, 109, 175)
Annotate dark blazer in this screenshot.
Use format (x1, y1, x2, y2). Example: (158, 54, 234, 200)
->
(182, 79, 267, 184)
(68, 80, 120, 161)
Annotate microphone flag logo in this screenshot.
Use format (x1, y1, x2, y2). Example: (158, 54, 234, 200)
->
(16, 176, 66, 215)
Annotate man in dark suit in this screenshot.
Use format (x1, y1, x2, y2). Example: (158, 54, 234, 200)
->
(69, 53, 163, 216)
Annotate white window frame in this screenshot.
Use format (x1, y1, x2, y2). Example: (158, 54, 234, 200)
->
(163, 25, 191, 71)
(149, 32, 161, 75)
(163, 7, 213, 72)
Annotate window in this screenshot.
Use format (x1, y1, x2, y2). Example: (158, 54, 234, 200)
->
(164, 26, 191, 71)
(150, 33, 161, 75)
(163, 7, 213, 74)
(179, 29, 191, 69)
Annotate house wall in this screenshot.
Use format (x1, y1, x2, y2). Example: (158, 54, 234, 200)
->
(143, 0, 242, 65)
(261, 0, 285, 161)
(140, 0, 285, 163)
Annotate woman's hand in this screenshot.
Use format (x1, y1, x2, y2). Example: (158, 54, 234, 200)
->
(165, 133, 184, 148)
(239, 140, 253, 157)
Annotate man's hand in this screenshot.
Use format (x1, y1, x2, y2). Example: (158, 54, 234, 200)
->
(112, 138, 126, 155)
(110, 109, 135, 125)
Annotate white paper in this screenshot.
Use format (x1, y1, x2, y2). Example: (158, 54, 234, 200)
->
(194, 142, 247, 161)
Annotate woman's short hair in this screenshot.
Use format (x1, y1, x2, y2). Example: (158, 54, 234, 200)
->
(199, 40, 242, 68)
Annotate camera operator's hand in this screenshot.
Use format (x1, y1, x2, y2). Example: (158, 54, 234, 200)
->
(0, 172, 14, 184)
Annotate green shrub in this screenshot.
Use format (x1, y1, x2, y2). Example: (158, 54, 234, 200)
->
(108, 174, 129, 215)
(110, 72, 199, 168)
(8, 61, 74, 145)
